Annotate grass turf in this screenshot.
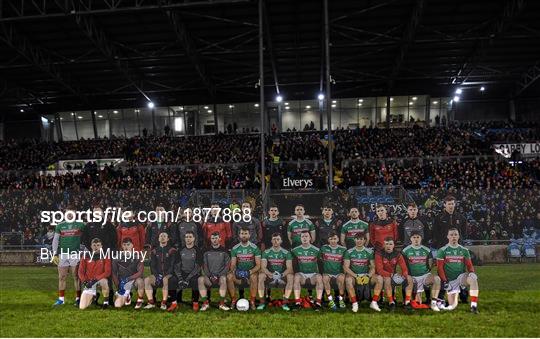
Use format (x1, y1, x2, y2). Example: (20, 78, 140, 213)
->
(1, 264, 539, 337)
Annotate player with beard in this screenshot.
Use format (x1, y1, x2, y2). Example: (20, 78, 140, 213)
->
(227, 228, 261, 310)
(340, 207, 369, 248)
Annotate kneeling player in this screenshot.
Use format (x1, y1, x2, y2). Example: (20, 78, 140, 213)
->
(144, 232, 177, 310)
(78, 238, 112, 309)
(112, 237, 144, 309)
(321, 232, 347, 309)
(343, 232, 382, 312)
(437, 228, 479, 313)
(227, 228, 261, 310)
(198, 232, 230, 311)
(257, 233, 294, 310)
(374, 237, 414, 311)
(292, 231, 323, 309)
(402, 231, 441, 311)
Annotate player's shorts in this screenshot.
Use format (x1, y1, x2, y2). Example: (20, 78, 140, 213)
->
(412, 273, 432, 293)
(58, 252, 79, 267)
(299, 272, 318, 287)
(170, 275, 200, 290)
(448, 273, 468, 294)
(390, 274, 408, 287)
(264, 275, 287, 287)
(204, 275, 226, 288)
(115, 280, 135, 297)
(82, 280, 105, 296)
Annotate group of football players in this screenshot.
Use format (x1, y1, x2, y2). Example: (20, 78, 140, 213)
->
(51, 199, 480, 313)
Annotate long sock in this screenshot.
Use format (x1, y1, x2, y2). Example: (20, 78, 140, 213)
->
(200, 296, 208, 302)
(471, 296, 478, 308)
(58, 290, 65, 301)
(372, 294, 380, 302)
(350, 296, 357, 303)
(405, 295, 411, 305)
(177, 289, 183, 303)
(192, 290, 200, 303)
(295, 298, 302, 304)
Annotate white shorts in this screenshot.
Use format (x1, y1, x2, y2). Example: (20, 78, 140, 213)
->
(413, 273, 432, 293)
(82, 281, 101, 296)
(58, 252, 79, 268)
(448, 273, 468, 294)
(300, 273, 316, 281)
(115, 280, 135, 297)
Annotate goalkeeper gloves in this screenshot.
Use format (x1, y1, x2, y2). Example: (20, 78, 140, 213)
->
(177, 276, 189, 290)
(236, 269, 249, 280)
(51, 255, 59, 266)
(356, 274, 369, 285)
(155, 274, 163, 286)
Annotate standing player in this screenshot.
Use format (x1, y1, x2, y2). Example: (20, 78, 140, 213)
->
(145, 205, 172, 249)
(340, 207, 369, 248)
(172, 208, 202, 249)
(78, 238, 111, 309)
(287, 204, 316, 248)
(201, 203, 232, 249)
(198, 232, 231, 311)
(116, 208, 146, 252)
(369, 205, 398, 251)
(257, 233, 294, 310)
(315, 204, 343, 248)
(227, 228, 261, 310)
(400, 203, 429, 246)
(374, 237, 413, 311)
(112, 238, 145, 309)
(168, 231, 202, 312)
(51, 205, 85, 306)
(232, 201, 262, 245)
(343, 233, 382, 312)
(402, 231, 441, 311)
(262, 205, 286, 250)
(143, 232, 177, 310)
(292, 231, 323, 309)
(437, 228, 479, 313)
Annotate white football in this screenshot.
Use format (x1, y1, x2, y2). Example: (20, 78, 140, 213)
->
(236, 298, 250, 311)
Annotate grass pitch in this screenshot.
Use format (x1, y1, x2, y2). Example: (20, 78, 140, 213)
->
(1, 264, 539, 337)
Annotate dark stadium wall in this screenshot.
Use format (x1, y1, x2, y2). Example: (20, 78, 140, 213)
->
(516, 98, 540, 122)
(453, 100, 509, 121)
(3, 113, 41, 140)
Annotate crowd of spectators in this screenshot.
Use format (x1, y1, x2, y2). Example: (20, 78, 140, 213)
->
(1, 121, 539, 245)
